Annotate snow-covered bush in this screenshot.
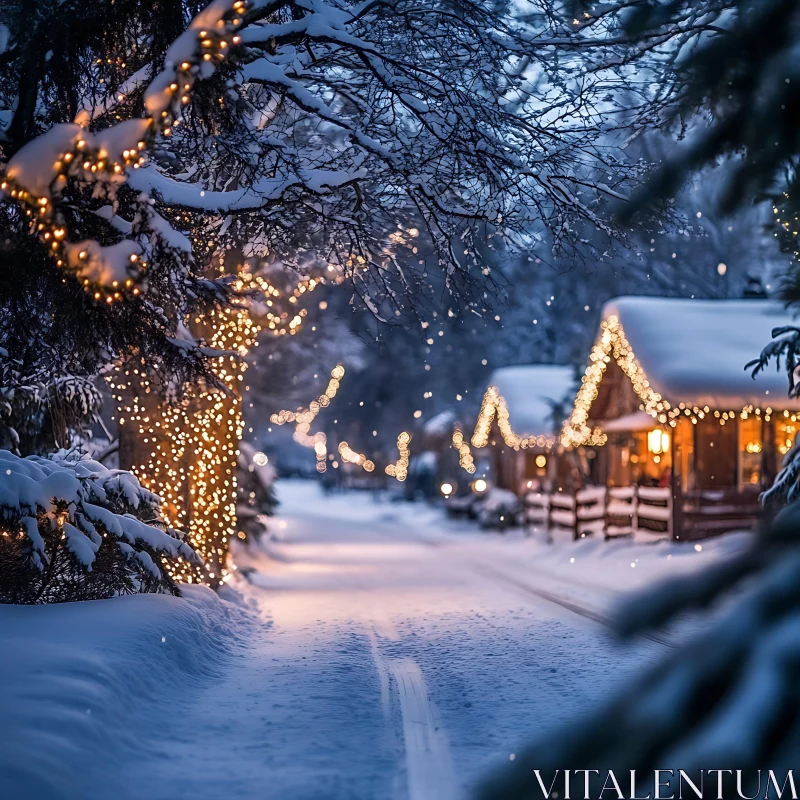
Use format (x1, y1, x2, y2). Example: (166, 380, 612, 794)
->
(475, 488, 521, 531)
(235, 442, 277, 544)
(0, 450, 198, 603)
(0, 365, 102, 455)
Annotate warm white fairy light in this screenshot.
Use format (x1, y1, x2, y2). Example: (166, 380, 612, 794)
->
(471, 386, 558, 451)
(561, 313, 796, 448)
(107, 278, 259, 587)
(338, 442, 375, 472)
(245, 271, 327, 336)
(270, 365, 345, 474)
(312, 433, 328, 473)
(452, 425, 476, 473)
(270, 365, 345, 427)
(0, 0, 251, 300)
(385, 432, 411, 481)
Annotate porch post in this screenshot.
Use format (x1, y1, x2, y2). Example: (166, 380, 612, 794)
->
(671, 473, 684, 541)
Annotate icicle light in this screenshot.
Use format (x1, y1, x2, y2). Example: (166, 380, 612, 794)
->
(561, 314, 795, 448)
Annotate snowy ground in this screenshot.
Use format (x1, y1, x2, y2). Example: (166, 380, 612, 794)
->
(0, 479, 750, 800)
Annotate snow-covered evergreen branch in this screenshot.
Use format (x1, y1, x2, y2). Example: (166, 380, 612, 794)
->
(0, 449, 198, 603)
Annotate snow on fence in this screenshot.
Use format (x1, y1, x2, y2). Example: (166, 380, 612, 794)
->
(524, 485, 673, 540)
(606, 486, 636, 538)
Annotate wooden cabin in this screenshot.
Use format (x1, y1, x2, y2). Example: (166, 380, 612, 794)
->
(479, 365, 575, 493)
(560, 296, 800, 540)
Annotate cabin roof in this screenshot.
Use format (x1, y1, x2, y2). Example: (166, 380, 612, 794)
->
(601, 296, 800, 410)
(488, 364, 575, 435)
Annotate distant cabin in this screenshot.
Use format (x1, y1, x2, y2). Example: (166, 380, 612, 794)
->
(479, 364, 575, 492)
(561, 296, 800, 539)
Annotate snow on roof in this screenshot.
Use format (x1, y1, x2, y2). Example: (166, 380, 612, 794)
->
(488, 365, 575, 435)
(423, 409, 456, 435)
(601, 410, 657, 432)
(602, 296, 800, 409)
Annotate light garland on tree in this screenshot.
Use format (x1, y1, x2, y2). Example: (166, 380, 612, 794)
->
(270, 365, 345, 427)
(245, 271, 326, 336)
(311, 433, 329, 473)
(338, 442, 375, 472)
(385, 432, 411, 481)
(270, 364, 345, 473)
(267, 365, 413, 480)
(0, 0, 251, 300)
(107, 273, 259, 586)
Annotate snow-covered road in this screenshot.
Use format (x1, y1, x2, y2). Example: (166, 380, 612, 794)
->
(135, 481, 712, 800)
(1, 480, 747, 800)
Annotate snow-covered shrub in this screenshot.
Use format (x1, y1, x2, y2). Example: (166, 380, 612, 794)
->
(0, 357, 102, 455)
(235, 442, 277, 544)
(475, 488, 521, 530)
(0, 450, 198, 603)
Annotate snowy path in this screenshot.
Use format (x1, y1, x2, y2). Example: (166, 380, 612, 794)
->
(3, 480, 744, 799)
(132, 481, 687, 800)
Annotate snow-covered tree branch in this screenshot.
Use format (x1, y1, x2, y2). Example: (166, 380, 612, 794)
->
(0, 450, 198, 602)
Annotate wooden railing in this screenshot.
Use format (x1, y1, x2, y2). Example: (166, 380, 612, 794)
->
(675, 486, 762, 540)
(523, 485, 673, 540)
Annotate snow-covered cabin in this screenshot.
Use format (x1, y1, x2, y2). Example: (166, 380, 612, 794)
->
(562, 297, 800, 538)
(479, 365, 575, 493)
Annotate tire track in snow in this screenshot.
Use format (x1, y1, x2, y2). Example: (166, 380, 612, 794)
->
(472, 562, 676, 649)
(389, 658, 458, 800)
(401, 531, 676, 649)
(368, 618, 458, 800)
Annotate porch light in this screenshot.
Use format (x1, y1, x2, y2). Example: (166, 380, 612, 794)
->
(745, 440, 762, 454)
(647, 429, 670, 455)
(440, 482, 454, 497)
(535, 454, 547, 468)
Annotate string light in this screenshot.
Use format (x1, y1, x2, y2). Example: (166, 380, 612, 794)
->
(471, 386, 558, 451)
(270, 365, 345, 428)
(0, 0, 251, 300)
(107, 278, 258, 586)
(561, 313, 796, 448)
(452, 425, 476, 473)
(312, 433, 328, 473)
(270, 364, 344, 473)
(338, 442, 375, 472)
(245, 271, 328, 336)
(385, 432, 411, 481)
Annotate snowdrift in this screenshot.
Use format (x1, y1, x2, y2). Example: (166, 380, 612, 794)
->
(0, 586, 251, 799)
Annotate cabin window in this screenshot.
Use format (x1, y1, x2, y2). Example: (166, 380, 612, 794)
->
(774, 418, 799, 459)
(524, 452, 548, 479)
(630, 430, 672, 486)
(739, 417, 763, 488)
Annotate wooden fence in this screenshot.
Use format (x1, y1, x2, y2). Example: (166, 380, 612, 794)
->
(522, 485, 673, 540)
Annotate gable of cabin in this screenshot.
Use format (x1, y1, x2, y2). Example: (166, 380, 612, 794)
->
(586, 358, 644, 424)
